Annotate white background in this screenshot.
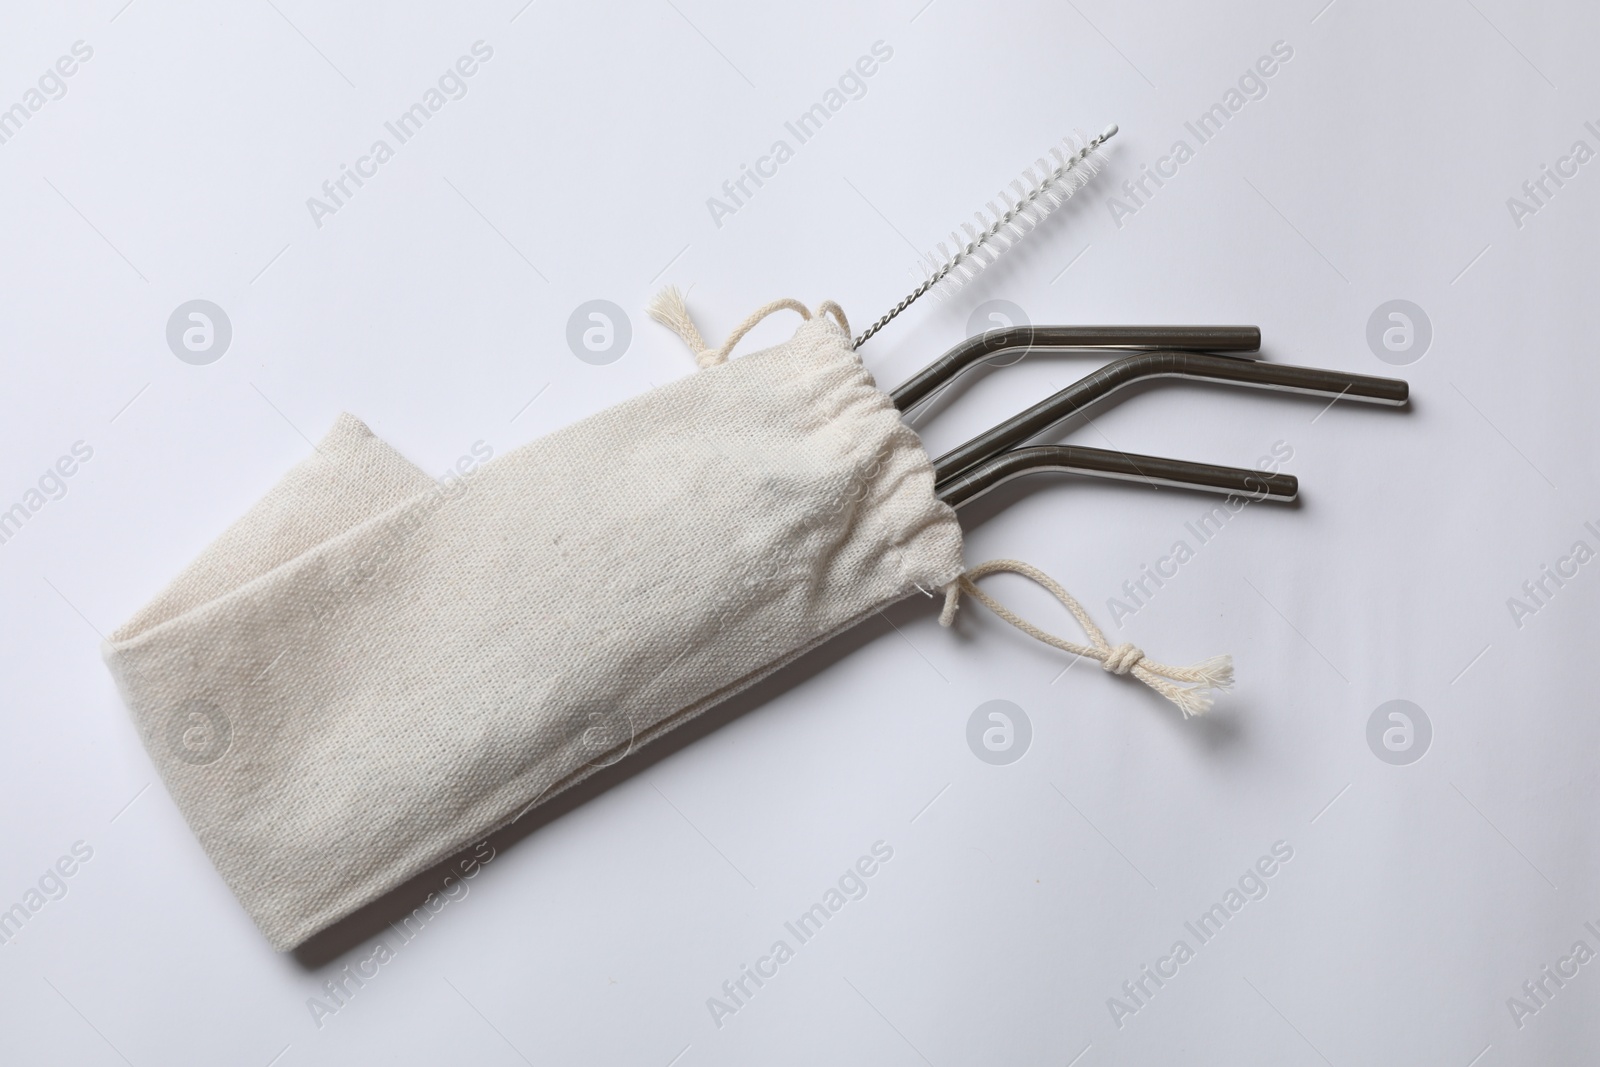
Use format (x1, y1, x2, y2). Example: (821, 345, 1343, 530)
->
(2, 0, 1597, 1063)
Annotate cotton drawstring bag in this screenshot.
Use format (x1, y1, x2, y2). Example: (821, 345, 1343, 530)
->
(104, 292, 1229, 950)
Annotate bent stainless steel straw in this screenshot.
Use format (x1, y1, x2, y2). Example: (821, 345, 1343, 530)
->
(935, 444, 1299, 510)
(933, 349, 1410, 486)
(891, 324, 1262, 412)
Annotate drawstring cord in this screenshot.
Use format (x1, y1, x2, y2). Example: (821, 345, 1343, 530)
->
(646, 289, 1234, 718)
(647, 286, 849, 368)
(941, 560, 1233, 718)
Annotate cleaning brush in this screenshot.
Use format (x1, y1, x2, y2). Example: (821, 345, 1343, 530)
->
(853, 123, 1118, 349)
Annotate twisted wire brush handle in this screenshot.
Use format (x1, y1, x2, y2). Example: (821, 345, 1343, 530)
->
(852, 124, 1119, 350)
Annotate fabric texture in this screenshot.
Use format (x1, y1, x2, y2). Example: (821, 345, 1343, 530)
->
(103, 313, 965, 950)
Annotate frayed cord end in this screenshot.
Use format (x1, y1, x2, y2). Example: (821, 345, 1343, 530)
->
(647, 285, 719, 367)
(1145, 654, 1233, 718)
(1191, 654, 1234, 692)
(1171, 686, 1216, 719)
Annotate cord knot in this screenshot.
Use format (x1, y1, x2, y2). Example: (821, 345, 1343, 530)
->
(938, 560, 1232, 718)
(1102, 643, 1144, 675)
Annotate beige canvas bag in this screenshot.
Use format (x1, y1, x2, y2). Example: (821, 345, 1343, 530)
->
(104, 293, 1227, 950)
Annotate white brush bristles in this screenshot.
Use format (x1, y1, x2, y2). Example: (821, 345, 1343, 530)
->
(921, 127, 1115, 301)
(851, 122, 1116, 349)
